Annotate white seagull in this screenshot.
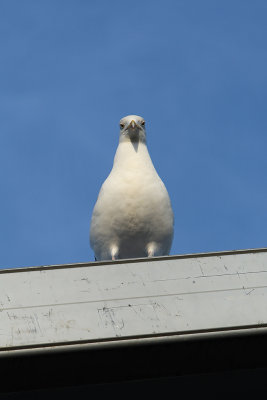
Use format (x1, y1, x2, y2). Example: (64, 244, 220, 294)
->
(90, 115, 174, 261)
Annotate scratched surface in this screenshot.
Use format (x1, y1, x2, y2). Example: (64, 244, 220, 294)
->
(0, 250, 267, 349)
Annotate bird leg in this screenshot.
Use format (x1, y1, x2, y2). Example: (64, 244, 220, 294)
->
(110, 244, 119, 261)
(146, 242, 158, 258)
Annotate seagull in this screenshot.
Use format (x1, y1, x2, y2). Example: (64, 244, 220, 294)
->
(90, 115, 174, 261)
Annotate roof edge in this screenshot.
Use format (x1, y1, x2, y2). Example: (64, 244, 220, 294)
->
(1, 247, 267, 274)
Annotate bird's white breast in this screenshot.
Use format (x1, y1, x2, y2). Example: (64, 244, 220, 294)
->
(90, 141, 174, 260)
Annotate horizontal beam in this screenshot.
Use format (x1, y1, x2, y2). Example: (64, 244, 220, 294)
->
(1, 248, 267, 392)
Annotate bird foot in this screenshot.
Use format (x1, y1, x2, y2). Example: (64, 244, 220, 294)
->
(146, 242, 158, 257)
(110, 244, 119, 261)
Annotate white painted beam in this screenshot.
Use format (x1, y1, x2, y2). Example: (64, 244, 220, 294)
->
(0, 248, 267, 351)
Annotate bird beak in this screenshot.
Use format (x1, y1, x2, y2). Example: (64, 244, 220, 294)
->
(130, 120, 137, 129)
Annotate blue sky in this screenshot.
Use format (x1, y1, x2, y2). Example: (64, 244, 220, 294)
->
(0, 0, 266, 268)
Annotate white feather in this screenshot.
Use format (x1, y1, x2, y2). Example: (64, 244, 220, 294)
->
(90, 115, 174, 261)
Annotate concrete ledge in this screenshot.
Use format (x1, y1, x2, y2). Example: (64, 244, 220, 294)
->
(1, 248, 267, 392)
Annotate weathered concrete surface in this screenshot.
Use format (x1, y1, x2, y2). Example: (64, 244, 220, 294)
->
(0, 248, 267, 350)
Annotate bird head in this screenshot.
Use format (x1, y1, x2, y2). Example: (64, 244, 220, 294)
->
(119, 115, 146, 143)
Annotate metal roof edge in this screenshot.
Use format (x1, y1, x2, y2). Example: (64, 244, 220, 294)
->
(1, 247, 267, 274)
(1, 323, 267, 358)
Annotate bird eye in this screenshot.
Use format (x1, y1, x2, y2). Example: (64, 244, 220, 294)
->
(120, 123, 124, 129)
(141, 121, 145, 126)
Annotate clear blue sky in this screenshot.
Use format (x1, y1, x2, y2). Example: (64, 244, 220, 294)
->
(1, 0, 266, 268)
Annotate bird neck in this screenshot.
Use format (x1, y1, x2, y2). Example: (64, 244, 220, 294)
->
(113, 139, 155, 171)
